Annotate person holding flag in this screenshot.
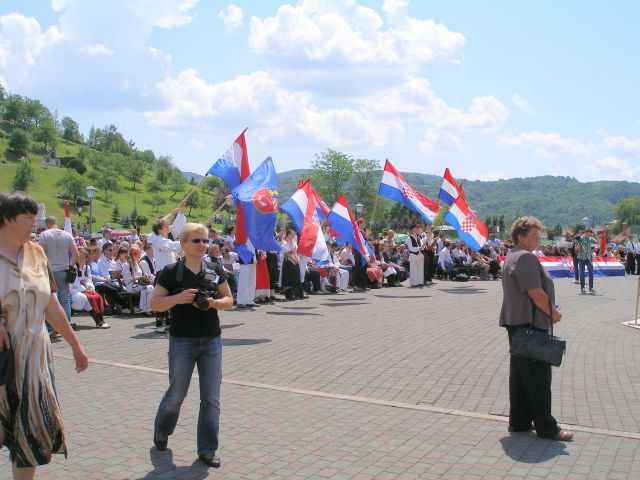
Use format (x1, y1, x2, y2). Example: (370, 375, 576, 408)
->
(406, 224, 425, 286)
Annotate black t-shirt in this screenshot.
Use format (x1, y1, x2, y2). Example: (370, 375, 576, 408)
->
(156, 260, 228, 338)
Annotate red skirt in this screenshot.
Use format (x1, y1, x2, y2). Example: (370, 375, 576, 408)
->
(256, 256, 270, 292)
(84, 290, 104, 314)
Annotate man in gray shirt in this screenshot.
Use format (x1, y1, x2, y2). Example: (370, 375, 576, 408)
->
(39, 215, 79, 328)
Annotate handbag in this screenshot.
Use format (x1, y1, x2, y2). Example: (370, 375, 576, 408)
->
(510, 292, 566, 367)
(65, 264, 78, 283)
(0, 299, 15, 387)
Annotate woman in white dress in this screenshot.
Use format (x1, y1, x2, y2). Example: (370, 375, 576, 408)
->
(121, 245, 154, 314)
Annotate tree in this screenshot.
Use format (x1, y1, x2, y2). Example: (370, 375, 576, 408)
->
(614, 196, 640, 228)
(350, 158, 380, 207)
(12, 159, 34, 191)
(8, 130, 29, 156)
(23, 98, 50, 130)
(3, 94, 26, 125)
(120, 215, 131, 229)
(185, 191, 201, 216)
(554, 222, 563, 237)
(123, 158, 146, 191)
(60, 116, 83, 143)
(433, 205, 450, 228)
(168, 171, 187, 198)
(111, 205, 121, 223)
(96, 168, 120, 201)
(498, 215, 505, 233)
(310, 149, 354, 202)
(34, 117, 58, 149)
(56, 169, 87, 200)
(147, 179, 165, 212)
(130, 205, 139, 226)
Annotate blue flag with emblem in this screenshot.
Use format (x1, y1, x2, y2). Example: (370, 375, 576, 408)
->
(231, 157, 281, 255)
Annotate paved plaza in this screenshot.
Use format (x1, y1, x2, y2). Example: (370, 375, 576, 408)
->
(2, 275, 640, 479)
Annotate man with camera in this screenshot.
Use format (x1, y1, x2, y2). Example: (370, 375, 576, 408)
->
(150, 223, 233, 468)
(575, 228, 596, 294)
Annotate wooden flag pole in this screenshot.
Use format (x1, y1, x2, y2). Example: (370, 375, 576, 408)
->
(205, 196, 232, 226)
(369, 194, 380, 228)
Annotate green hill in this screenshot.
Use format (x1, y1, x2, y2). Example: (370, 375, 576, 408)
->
(274, 169, 640, 228)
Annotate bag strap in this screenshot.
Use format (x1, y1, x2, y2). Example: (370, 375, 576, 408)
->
(529, 262, 554, 336)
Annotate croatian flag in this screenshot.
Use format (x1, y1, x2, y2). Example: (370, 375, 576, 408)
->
(438, 168, 462, 206)
(327, 194, 372, 265)
(206, 128, 253, 262)
(206, 128, 249, 191)
(378, 160, 440, 224)
(64, 201, 72, 235)
(231, 157, 281, 254)
(444, 196, 488, 251)
(281, 180, 329, 264)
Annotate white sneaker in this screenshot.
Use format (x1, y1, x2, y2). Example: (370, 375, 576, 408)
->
(97, 322, 111, 329)
(155, 326, 166, 334)
(572, 280, 579, 284)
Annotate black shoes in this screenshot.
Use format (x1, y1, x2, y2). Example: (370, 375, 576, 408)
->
(153, 431, 168, 451)
(198, 453, 221, 468)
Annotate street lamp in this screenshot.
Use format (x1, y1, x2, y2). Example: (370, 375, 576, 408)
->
(225, 195, 234, 228)
(85, 185, 96, 235)
(355, 202, 364, 216)
(581, 217, 589, 229)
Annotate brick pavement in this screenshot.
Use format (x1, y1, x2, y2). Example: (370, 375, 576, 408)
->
(1, 275, 639, 478)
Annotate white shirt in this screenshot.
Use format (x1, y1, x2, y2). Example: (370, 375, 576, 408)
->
(152, 236, 182, 271)
(98, 255, 116, 279)
(627, 240, 637, 254)
(339, 247, 354, 266)
(438, 247, 453, 268)
(451, 247, 465, 259)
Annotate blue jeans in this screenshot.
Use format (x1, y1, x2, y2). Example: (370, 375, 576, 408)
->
(578, 259, 593, 290)
(52, 270, 73, 325)
(155, 335, 223, 455)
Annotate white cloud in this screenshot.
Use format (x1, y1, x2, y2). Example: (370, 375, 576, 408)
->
(583, 156, 640, 181)
(601, 135, 640, 158)
(497, 131, 592, 158)
(418, 130, 463, 155)
(511, 93, 534, 113)
(1, 2, 199, 110)
(382, 0, 409, 19)
(80, 43, 114, 55)
(217, 4, 244, 31)
(248, 0, 466, 68)
(0, 13, 63, 85)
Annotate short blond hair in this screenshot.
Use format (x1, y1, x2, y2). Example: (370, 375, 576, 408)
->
(180, 223, 207, 243)
(510, 216, 543, 245)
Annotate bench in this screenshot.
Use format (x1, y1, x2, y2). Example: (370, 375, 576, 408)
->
(116, 291, 141, 316)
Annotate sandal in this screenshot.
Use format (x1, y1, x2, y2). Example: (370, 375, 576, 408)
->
(553, 429, 574, 441)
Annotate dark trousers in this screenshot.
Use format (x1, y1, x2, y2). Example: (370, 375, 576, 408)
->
(304, 269, 322, 292)
(626, 253, 635, 274)
(95, 282, 126, 311)
(424, 250, 435, 282)
(506, 326, 560, 438)
(578, 259, 594, 290)
(352, 251, 367, 289)
(572, 256, 579, 280)
(266, 253, 279, 290)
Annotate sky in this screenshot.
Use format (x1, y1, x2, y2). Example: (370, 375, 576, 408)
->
(1, 0, 639, 182)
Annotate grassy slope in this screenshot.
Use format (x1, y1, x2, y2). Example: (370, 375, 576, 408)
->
(0, 134, 223, 233)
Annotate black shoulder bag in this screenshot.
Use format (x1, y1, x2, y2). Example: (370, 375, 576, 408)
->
(509, 267, 567, 367)
(0, 299, 15, 387)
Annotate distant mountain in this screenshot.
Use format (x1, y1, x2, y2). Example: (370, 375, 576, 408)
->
(182, 171, 204, 183)
(183, 167, 639, 227)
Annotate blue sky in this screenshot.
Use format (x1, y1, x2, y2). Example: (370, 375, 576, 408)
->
(1, 0, 639, 182)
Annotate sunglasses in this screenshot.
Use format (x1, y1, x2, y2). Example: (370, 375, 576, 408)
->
(190, 238, 209, 244)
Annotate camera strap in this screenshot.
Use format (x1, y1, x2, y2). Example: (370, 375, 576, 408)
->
(175, 258, 213, 283)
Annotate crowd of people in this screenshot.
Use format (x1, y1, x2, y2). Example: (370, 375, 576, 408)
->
(26, 205, 640, 334)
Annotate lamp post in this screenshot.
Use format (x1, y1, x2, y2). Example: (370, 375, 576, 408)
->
(86, 185, 96, 235)
(355, 202, 364, 216)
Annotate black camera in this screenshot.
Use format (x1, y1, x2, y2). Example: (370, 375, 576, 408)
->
(193, 267, 221, 311)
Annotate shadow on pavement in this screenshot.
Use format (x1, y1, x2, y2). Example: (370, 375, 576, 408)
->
(499, 434, 569, 463)
(135, 321, 156, 329)
(324, 302, 369, 307)
(136, 448, 210, 480)
(223, 338, 271, 346)
(328, 297, 367, 301)
(278, 305, 318, 310)
(373, 294, 431, 299)
(266, 311, 323, 316)
(221, 323, 245, 329)
(439, 288, 486, 294)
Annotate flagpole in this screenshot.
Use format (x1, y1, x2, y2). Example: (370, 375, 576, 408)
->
(204, 196, 233, 226)
(369, 194, 379, 229)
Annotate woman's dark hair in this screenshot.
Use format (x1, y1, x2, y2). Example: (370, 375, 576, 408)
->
(117, 247, 129, 256)
(0, 190, 38, 227)
(227, 226, 235, 235)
